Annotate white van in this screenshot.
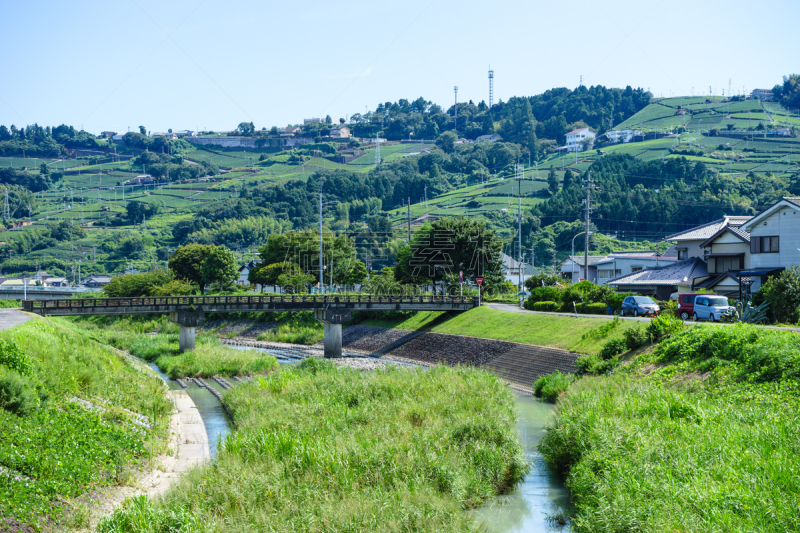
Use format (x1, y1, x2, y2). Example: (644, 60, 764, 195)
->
(693, 295, 733, 322)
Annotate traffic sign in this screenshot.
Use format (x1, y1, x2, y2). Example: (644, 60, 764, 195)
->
(459, 270, 463, 283)
(476, 277, 484, 285)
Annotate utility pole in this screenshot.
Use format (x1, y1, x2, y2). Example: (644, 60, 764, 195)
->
(319, 190, 323, 294)
(583, 171, 596, 281)
(517, 168, 523, 295)
(407, 197, 411, 243)
(454, 86, 458, 133)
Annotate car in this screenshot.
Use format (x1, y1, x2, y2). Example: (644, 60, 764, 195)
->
(620, 296, 660, 317)
(693, 295, 734, 322)
(676, 293, 705, 320)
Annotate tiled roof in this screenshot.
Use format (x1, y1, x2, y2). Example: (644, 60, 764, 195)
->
(563, 255, 609, 267)
(664, 216, 752, 241)
(607, 258, 707, 287)
(785, 197, 800, 208)
(566, 128, 589, 135)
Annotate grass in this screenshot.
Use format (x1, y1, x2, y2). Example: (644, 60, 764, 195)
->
(99, 360, 527, 532)
(256, 323, 322, 345)
(540, 324, 800, 532)
(0, 318, 170, 529)
(361, 306, 642, 354)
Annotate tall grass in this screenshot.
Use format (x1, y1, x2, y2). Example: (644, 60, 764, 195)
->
(256, 323, 322, 345)
(154, 343, 279, 378)
(99, 362, 527, 532)
(541, 324, 800, 532)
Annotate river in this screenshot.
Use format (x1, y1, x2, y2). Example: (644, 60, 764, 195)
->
(149, 347, 570, 530)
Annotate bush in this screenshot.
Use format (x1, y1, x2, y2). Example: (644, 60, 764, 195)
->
(524, 272, 563, 290)
(103, 270, 176, 298)
(532, 301, 559, 312)
(582, 302, 608, 315)
(0, 339, 33, 376)
(533, 370, 576, 403)
(604, 291, 634, 312)
(624, 326, 648, 350)
(759, 265, 800, 324)
(647, 314, 686, 342)
(528, 286, 562, 303)
(0, 368, 38, 416)
(598, 338, 627, 360)
(574, 353, 620, 375)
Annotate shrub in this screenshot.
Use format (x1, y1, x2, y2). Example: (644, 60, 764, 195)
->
(0, 339, 33, 376)
(759, 265, 800, 324)
(529, 286, 562, 303)
(533, 370, 576, 403)
(532, 301, 559, 312)
(0, 368, 39, 416)
(582, 302, 608, 315)
(660, 299, 678, 317)
(575, 353, 620, 375)
(104, 269, 176, 297)
(598, 338, 627, 360)
(647, 314, 686, 342)
(605, 291, 634, 312)
(624, 326, 648, 350)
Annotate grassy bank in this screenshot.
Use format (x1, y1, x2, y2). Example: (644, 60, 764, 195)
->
(100, 361, 527, 532)
(72, 316, 279, 378)
(540, 324, 800, 532)
(362, 306, 641, 354)
(0, 318, 171, 529)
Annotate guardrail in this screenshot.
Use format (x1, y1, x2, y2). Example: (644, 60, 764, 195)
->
(23, 294, 478, 312)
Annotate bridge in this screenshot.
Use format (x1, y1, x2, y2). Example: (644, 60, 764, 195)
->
(22, 295, 479, 357)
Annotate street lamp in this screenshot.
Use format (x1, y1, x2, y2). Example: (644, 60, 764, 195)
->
(571, 231, 592, 283)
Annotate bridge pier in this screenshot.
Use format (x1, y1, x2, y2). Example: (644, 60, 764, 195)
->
(170, 309, 205, 353)
(314, 309, 351, 358)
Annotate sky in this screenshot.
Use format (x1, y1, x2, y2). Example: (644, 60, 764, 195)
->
(1, 0, 797, 134)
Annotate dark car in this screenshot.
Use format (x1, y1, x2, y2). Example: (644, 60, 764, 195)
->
(620, 296, 660, 317)
(676, 293, 704, 320)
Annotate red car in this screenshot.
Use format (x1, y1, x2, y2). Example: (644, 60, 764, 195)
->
(677, 293, 707, 320)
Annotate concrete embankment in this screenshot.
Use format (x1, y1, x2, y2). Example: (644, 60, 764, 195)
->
(220, 324, 579, 392)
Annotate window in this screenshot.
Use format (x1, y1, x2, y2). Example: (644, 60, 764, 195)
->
(631, 266, 643, 273)
(678, 249, 688, 260)
(715, 256, 741, 274)
(761, 236, 779, 253)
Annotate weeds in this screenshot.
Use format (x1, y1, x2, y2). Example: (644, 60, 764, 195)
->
(533, 370, 577, 402)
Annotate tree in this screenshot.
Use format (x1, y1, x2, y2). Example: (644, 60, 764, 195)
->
(339, 118, 345, 124)
(547, 165, 559, 194)
(758, 265, 800, 324)
(201, 246, 238, 291)
(325, 115, 332, 125)
(169, 244, 214, 293)
(249, 261, 298, 290)
(338, 259, 367, 288)
(104, 269, 176, 297)
(237, 122, 255, 136)
(139, 125, 147, 135)
(435, 131, 457, 153)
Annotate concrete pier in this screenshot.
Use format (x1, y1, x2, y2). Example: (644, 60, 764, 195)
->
(314, 308, 351, 358)
(170, 309, 205, 352)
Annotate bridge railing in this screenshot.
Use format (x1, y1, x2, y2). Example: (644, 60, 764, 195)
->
(22, 294, 479, 312)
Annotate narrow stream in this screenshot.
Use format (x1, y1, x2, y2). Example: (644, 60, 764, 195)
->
(474, 392, 571, 532)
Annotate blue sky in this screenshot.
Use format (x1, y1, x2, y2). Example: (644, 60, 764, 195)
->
(1, 0, 797, 134)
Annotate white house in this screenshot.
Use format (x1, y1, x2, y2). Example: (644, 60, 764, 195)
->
(605, 129, 641, 143)
(743, 195, 800, 267)
(561, 251, 676, 285)
(329, 126, 351, 138)
(752, 88, 776, 100)
(663, 216, 752, 261)
(564, 128, 596, 152)
(476, 134, 502, 142)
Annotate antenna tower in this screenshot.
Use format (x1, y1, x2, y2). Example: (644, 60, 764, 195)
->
(488, 68, 494, 108)
(728, 78, 732, 97)
(580, 74, 583, 87)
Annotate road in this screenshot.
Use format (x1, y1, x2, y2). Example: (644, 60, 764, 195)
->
(488, 303, 800, 332)
(0, 308, 32, 331)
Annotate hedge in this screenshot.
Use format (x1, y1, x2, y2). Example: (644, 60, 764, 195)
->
(533, 301, 559, 312)
(582, 302, 609, 315)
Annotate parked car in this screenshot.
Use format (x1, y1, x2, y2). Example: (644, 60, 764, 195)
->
(692, 295, 734, 322)
(620, 296, 660, 317)
(676, 293, 704, 320)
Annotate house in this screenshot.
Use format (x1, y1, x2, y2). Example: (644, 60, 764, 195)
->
(101, 131, 116, 138)
(152, 132, 178, 140)
(303, 118, 322, 124)
(739, 196, 800, 286)
(565, 128, 596, 152)
(126, 174, 154, 185)
(663, 216, 753, 260)
(281, 126, 301, 137)
(112, 133, 125, 143)
(475, 134, 502, 142)
(677, 109, 687, 115)
(607, 258, 709, 300)
(500, 252, 539, 286)
(561, 251, 676, 284)
(752, 88, 776, 100)
(44, 277, 69, 287)
(238, 260, 262, 286)
(0, 279, 24, 287)
(776, 127, 791, 137)
(173, 130, 196, 137)
(31, 271, 52, 283)
(83, 275, 112, 288)
(605, 129, 641, 143)
(329, 126, 351, 138)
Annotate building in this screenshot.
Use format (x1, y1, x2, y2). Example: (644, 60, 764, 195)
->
(739, 196, 800, 284)
(112, 133, 125, 143)
(126, 174, 154, 185)
(776, 127, 791, 136)
(153, 132, 178, 139)
(329, 126, 351, 138)
(561, 251, 676, 284)
(83, 275, 112, 288)
(475, 134, 502, 142)
(752, 88, 776, 100)
(303, 118, 322, 125)
(238, 260, 262, 286)
(663, 216, 753, 260)
(605, 129, 641, 143)
(44, 277, 69, 287)
(564, 128, 596, 152)
(607, 258, 709, 300)
(500, 252, 539, 287)
(101, 131, 116, 138)
(173, 130, 197, 137)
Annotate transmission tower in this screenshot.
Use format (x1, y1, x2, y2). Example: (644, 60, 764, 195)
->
(729, 78, 732, 98)
(488, 67, 494, 108)
(454, 86, 458, 133)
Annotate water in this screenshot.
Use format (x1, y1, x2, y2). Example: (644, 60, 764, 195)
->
(146, 362, 232, 457)
(474, 393, 571, 532)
